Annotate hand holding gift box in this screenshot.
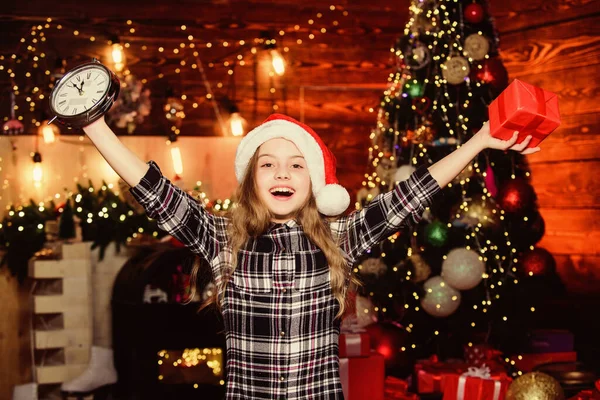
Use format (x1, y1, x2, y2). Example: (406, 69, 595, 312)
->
(488, 79, 561, 149)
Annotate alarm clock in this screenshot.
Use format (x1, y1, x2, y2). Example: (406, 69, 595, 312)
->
(48, 59, 120, 129)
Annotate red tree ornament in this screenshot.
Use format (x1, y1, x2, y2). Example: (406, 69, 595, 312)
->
(519, 247, 556, 277)
(471, 58, 509, 91)
(464, 3, 485, 24)
(497, 178, 535, 214)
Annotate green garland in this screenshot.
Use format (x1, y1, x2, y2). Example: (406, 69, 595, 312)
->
(0, 180, 233, 283)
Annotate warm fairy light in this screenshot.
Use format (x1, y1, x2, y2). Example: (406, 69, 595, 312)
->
(111, 43, 125, 71)
(270, 49, 286, 76)
(170, 146, 184, 175)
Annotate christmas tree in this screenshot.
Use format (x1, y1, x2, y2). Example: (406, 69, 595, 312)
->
(354, 0, 562, 365)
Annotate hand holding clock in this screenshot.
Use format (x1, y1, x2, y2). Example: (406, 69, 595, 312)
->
(48, 59, 120, 128)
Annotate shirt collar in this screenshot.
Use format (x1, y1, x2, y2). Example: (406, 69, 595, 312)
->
(267, 219, 299, 232)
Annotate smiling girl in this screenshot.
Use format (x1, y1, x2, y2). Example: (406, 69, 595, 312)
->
(82, 113, 538, 399)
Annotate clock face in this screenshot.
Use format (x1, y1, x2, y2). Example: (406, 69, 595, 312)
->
(51, 65, 111, 117)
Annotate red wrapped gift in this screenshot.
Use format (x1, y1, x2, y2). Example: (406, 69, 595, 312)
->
(340, 332, 371, 358)
(340, 351, 385, 400)
(416, 358, 508, 394)
(488, 79, 560, 148)
(568, 389, 600, 400)
(384, 376, 419, 400)
(442, 366, 512, 400)
(513, 351, 577, 372)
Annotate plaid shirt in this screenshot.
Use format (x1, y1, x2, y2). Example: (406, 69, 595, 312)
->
(130, 161, 440, 399)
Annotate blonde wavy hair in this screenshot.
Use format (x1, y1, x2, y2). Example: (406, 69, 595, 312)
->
(192, 150, 361, 320)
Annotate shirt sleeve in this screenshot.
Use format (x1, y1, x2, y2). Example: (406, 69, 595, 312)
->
(128, 161, 226, 263)
(331, 166, 441, 264)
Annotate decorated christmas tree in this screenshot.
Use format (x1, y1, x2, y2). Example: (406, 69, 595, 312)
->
(353, 0, 563, 366)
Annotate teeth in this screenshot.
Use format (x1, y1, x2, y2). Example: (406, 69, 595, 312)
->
(270, 187, 295, 194)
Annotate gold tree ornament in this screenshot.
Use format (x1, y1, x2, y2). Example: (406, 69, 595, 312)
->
(442, 55, 470, 84)
(464, 34, 490, 61)
(506, 372, 565, 400)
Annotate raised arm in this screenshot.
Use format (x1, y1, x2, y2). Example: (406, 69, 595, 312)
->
(83, 117, 149, 187)
(332, 122, 540, 264)
(428, 121, 540, 187)
(82, 117, 227, 263)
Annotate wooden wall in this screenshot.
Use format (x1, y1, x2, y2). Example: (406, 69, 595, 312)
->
(493, 1, 600, 295)
(1, 0, 599, 397)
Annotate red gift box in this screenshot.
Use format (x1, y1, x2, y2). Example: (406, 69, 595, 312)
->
(416, 358, 508, 394)
(442, 368, 512, 400)
(340, 351, 385, 400)
(340, 332, 371, 358)
(488, 79, 560, 148)
(513, 351, 577, 372)
(569, 389, 600, 400)
(384, 376, 419, 400)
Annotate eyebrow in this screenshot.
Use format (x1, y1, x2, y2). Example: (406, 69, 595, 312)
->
(258, 153, 305, 159)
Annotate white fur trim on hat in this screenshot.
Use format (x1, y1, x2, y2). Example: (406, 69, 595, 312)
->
(316, 183, 351, 216)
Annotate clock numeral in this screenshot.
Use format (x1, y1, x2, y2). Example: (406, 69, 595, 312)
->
(59, 93, 67, 97)
(73, 108, 78, 115)
(64, 106, 69, 113)
(96, 90, 103, 93)
(84, 105, 87, 111)
(76, 75, 81, 82)
(94, 74, 99, 81)
(59, 100, 66, 106)
(92, 98, 98, 104)
(87, 72, 91, 79)
(98, 81, 105, 85)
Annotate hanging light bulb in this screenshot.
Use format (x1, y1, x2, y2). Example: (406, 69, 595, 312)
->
(227, 103, 247, 136)
(32, 152, 43, 186)
(171, 146, 184, 176)
(111, 42, 125, 72)
(38, 121, 60, 144)
(270, 49, 285, 76)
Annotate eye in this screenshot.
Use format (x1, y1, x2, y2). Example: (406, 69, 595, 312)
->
(292, 164, 304, 169)
(261, 163, 273, 168)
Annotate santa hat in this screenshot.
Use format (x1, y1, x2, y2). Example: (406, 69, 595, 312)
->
(234, 113, 350, 216)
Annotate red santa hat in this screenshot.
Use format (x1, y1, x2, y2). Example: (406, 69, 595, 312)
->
(234, 113, 350, 216)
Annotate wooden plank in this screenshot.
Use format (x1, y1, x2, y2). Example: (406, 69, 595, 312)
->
(537, 208, 600, 255)
(554, 254, 600, 295)
(500, 17, 600, 76)
(527, 113, 600, 164)
(34, 330, 68, 349)
(491, 0, 600, 34)
(530, 161, 599, 209)
(509, 64, 600, 116)
(0, 266, 33, 400)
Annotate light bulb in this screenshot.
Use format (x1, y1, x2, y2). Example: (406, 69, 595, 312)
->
(270, 49, 285, 76)
(171, 146, 183, 175)
(111, 43, 125, 72)
(33, 163, 43, 184)
(39, 122, 60, 144)
(229, 112, 246, 136)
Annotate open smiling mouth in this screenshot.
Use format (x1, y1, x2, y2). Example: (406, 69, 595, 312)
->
(270, 187, 295, 201)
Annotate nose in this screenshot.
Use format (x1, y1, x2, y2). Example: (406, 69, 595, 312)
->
(275, 166, 290, 180)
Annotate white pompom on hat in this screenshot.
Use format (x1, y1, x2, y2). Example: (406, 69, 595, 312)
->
(234, 113, 350, 216)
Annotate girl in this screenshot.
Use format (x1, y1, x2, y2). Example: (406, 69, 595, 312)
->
(83, 113, 539, 399)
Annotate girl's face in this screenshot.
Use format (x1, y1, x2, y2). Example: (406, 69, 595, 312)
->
(255, 138, 311, 223)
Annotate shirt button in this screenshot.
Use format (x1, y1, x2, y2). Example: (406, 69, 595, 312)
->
(280, 376, 285, 381)
(280, 331, 285, 337)
(282, 288, 287, 293)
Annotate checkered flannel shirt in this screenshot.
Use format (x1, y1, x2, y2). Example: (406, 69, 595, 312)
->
(129, 161, 440, 399)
